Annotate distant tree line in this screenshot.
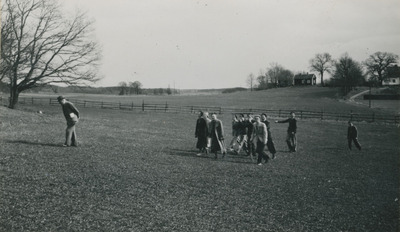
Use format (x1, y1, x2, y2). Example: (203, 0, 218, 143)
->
(117, 81, 178, 95)
(246, 51, 399, 96)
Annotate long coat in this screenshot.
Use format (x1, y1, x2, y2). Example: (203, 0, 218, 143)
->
(195, 117, 209, 149)
(210, 119, 225, 153)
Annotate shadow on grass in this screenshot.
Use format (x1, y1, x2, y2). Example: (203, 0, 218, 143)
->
(167, 148, 255, 164)
(6, 140, 62, 147)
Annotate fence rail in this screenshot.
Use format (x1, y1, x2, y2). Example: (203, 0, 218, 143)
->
(1, 96, 399, 124)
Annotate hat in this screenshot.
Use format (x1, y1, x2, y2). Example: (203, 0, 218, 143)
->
(57, 96, 65, 102)
(254, 115, 261, 118)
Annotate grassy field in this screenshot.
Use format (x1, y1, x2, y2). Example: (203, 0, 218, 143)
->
(0, 97, 399, 231)
(13, 86, 399, 115)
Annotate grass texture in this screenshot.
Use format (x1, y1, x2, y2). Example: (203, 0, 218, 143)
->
(0, 101, 399, 231)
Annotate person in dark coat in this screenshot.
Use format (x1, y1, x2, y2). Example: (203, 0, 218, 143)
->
(261, 113, 276, 159)
(347, 121, 361, 150)
(209, 113, 226, 159)
(58, 96, 80, 147)
(195, 111, 209, 156)
(275, 111, 297, 152)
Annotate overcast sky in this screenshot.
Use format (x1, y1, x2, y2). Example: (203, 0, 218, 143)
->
(64, 0, 400, 89)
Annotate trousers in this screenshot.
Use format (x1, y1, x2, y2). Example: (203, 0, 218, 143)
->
(348, 138, 361, 150)
(286, 132, 297, 152)
(256, 140, 268, 164)
(65, 121, 77, 146)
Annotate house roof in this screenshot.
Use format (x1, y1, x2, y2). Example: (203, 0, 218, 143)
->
(294, 73, 316, 80)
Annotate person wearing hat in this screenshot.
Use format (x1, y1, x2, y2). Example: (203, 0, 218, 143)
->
(252, 115, 269, 165)
(57, 96, 80, 147)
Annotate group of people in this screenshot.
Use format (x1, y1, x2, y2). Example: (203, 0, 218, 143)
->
(195, 111, 362, 165)
(55, 96, 362, 158)
(195, 111, 299, 165)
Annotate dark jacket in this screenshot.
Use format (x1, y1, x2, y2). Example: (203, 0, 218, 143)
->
(62, 101, 80, 122)
(278, 118, 297, 133)
(347, 125, 358, 139)
(243, 120, 254, 139)
(195, 117, 209, 138)
(261, 120, 271, 135)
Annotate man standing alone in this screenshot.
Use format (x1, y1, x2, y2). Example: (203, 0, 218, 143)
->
(58, 96, 80, 147)
(347, 121, 361, 151)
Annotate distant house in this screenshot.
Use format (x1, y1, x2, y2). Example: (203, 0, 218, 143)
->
(383, 65, 400, 86)
(294, 73, 317, 86)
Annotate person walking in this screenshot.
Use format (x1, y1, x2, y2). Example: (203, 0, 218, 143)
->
(209, 113, 226, 159)
(261, 113, 277, 159)
(228, 114, 240, 152)
(252, 115, 269, 165)
(57, 96, 80, 147)
(195, 111, 209, 156)
(275, 111, 297, 152)
(347, 121, 362, 150)
(234, 114, 247, 154)
(243, 114, 255, 157)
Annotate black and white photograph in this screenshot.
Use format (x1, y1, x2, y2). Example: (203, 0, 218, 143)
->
(0, 0, 399, 231)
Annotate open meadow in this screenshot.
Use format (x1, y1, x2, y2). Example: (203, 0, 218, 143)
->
(0, 88, 399, 231)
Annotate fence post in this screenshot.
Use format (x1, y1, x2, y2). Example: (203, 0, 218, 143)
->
(191, 106, 193, 114)
(131, 102, 134, 110)
(101, 101, 104, 108)
(84, 101, 87, 108)
(321, 110, 323, 120)
(300, 111, 303, 119)
(219, 107, 222, 114)
(119, 102, 121, 109)
(165, 102, 168, 112)
(142, 100, 144, 111)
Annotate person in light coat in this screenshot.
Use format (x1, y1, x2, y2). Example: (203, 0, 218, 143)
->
(252, 115, 269, 165)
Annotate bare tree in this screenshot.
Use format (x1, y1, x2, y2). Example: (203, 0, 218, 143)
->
(266, 63, 294, 87)
(332, 53, 365, 95)
(118, 81, 128, 95)
(246, 73, 254, 91)
(130, 81, 142, 95)
(0, 0, 102, 108)
(363, 51, 399, 86)
(309, 53, 333, 86)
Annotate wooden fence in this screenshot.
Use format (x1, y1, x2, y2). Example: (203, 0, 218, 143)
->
(1, 96, 399, 124)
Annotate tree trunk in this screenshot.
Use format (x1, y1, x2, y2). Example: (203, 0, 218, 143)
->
(8, 87, 20, 109)
(320, 72, 324, 86)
